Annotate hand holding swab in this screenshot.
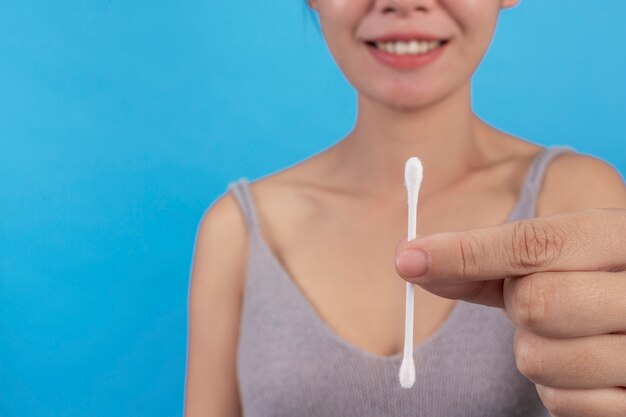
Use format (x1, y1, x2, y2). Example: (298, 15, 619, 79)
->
(399, 156, 423, 389)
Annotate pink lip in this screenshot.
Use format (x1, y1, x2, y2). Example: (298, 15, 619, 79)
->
(365, 40, 448, 69)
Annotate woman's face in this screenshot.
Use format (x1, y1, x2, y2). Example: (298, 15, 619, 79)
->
(308, 0, 519, 110)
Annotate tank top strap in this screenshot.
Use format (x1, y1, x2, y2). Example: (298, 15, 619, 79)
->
(524, 145, 576, 192)
(227, 177, 261, 235)
(516, 145, 576, 218)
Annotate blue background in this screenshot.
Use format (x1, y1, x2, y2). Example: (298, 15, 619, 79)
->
(1, 1, 624, 416)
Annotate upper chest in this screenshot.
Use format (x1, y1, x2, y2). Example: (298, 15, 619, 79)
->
(249, 176, 529, 356)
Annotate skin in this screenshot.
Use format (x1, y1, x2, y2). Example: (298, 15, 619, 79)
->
(184, 1, 626, 416)
(395, 209, 626, 416)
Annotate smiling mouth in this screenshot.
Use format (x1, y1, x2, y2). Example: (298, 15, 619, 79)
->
(364, 39, 450, 56)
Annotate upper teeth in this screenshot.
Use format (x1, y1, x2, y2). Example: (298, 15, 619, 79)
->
(374, 40, 442, 55)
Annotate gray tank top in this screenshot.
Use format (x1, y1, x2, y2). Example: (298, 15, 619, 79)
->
(227, 145, 575, 417)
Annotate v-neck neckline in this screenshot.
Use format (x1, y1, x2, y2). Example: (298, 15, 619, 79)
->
(249, 205, 521, 362)
(238, 147, 549, 361)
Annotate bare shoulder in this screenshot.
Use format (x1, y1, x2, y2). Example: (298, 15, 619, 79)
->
(184, 188, 247, 417)
(538, 151, 626, 216)
(240, 155, 332, 247)
(193, 188, 249, 295)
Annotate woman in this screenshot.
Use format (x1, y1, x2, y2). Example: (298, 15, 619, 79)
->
(185, 1, 626, 416)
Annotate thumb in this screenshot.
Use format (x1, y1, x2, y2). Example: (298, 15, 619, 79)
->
(393, 211, 611, 285)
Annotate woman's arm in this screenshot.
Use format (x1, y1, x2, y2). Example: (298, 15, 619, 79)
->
(183, 193, 248, 417)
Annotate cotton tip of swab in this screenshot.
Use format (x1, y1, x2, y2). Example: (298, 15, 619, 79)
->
(399, 355, 416, 389)
(404, 157, 423, 195)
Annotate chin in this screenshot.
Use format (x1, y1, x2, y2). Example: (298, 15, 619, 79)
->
(363, 72, 466, 112)
(371, 87, 443, 112)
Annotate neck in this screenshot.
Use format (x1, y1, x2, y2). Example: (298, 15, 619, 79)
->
(327, 81, 489, 201)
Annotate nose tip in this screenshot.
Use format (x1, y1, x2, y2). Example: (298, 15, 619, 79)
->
(378, 0, 431, 15)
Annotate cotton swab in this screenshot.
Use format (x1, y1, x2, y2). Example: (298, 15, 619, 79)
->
(399, 156, 423, 389)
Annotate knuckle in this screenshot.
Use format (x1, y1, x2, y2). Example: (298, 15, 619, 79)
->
(509, 220, 566, 269)
(457, 231, 483, 278)
(514, 329, 545, 382)
(509, 274, 548, 331)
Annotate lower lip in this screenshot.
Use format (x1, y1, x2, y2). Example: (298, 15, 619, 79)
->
(366, 41, 448, 69)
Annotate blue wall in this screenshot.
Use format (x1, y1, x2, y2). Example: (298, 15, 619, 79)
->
(1, 1, 624, 416)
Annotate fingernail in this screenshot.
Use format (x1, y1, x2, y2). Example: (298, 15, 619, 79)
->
(396, 249, 430, 279)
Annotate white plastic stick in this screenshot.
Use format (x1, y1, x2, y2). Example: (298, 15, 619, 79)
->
(399, 156, 423, 389)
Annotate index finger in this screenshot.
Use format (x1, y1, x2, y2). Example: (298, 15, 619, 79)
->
(395, 208, 626, 285)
